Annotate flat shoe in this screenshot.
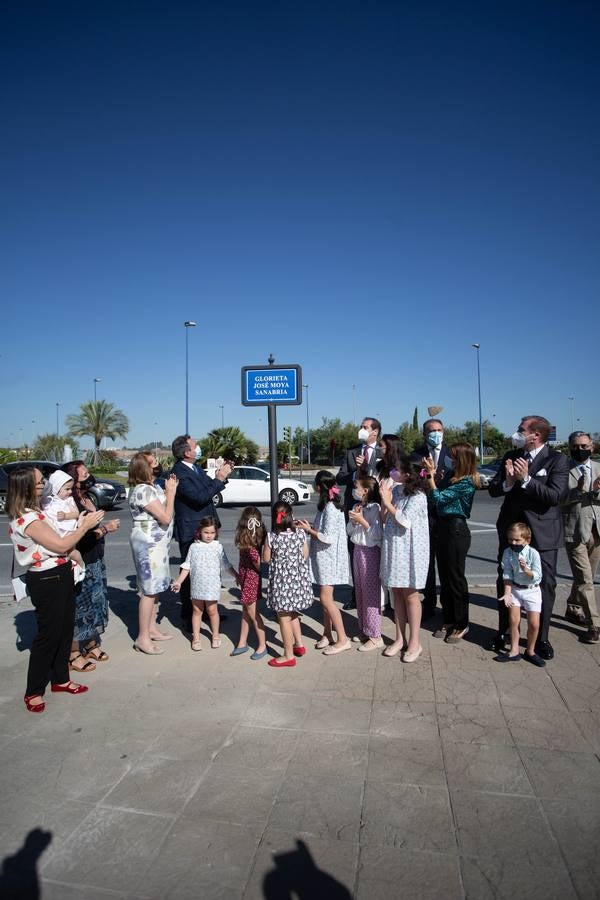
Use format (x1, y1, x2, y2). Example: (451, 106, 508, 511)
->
(51, 681, 88, 694)
(133, 643, 165, 655)
(494, 653, 521, 663)
(446, 627, 469, 643)
(357, 638, 384, 652)
(402, 646, 423, 663)
(250, 649, 269, 661)
(150, 634, 174, 642)
(191, 640, 202, 651)
(351, 636, 362, 643)
(211, 638, 222, 649)
(383, 642, 406, 658)
(432, 627, 450, 639)
(323, 640, 352, 656)
(268, 657, 296, 668)
(24, 695, 45, 713)
(230, 646, 249, 656)
(315, 637, 331, 650)
(293, 646, 306, 657)
(524, 651, 546, 667)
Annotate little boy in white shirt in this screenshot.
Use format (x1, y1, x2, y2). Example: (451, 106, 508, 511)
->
(496, 522, 545, 667)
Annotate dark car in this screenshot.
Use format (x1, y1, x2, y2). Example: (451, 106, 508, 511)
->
(477, 457, 503, 487)
(0, 461, 126, 514)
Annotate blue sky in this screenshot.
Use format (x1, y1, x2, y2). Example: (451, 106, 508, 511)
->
(2, 0, 599, 450)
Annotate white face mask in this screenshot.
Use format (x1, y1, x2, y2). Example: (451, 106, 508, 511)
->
(511, 432, 526, 449)
(194, 445, 202, 459)
(352, 488, 364, 501)
(426, 431, 443, 449)
(357, 427, 370, 443)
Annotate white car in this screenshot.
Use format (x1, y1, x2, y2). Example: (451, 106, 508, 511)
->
(211, 466, 312, 507)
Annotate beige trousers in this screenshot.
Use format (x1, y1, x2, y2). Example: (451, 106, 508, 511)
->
(566, 526, 600, 627)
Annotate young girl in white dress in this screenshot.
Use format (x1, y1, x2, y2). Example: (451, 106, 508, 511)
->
(379, 458, 429, 662)
(296, 470, 350, 655)
(171, 517, 238, 651)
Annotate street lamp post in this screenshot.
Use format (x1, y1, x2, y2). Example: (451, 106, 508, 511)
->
(568, 397, 575, 433)
(303, 384, 311, 464)
(56, 402, 60, 439)
(184, 321, 197, 434)
(472, 344, 484, 464)
(219, 405, 224, 428)
(93, 378, 101, 402)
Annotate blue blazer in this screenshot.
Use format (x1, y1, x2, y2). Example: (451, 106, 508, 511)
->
(172, 460, 226, 544)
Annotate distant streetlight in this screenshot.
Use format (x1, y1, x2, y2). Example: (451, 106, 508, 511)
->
(184, 321, 197, 434)
(472, 344, 484, 463)
(93, 377, 101, 402)
(219, 404, 224, 428)
(352, 384, 356, 425)
(56, 402, 60, 439)
(303, 384, 311, 464)
(154, 421, 159, 454)
(568, 397, 575, 433)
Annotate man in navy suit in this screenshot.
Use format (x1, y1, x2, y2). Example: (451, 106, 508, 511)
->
(171, 434, 233, 628)
(489, 415, 569, 660)
(411, 419, 453, 619)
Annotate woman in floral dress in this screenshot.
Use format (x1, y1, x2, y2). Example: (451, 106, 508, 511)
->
(128, 453, 178, 655)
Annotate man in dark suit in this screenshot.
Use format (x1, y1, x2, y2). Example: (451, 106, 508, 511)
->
(336, 417, 384, 609)
(411, 418, 453, 619)
(171, 434, 233, 628)
(489, 415, 569, 660)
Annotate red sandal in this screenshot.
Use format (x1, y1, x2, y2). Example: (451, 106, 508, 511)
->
(51, 682, 89, 695)
(24, 694, 45, 713)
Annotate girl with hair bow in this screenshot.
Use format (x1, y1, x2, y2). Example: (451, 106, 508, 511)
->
(263, 501, 313, 667)
(231, 507, 268, 660)
(296, 470, 351, 655)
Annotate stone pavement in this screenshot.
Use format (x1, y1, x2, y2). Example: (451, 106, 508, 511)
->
(0, 583, 599, 899)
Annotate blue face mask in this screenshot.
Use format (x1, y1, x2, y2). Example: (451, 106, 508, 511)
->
(426, 431, 443, 449)
(194, 445, 202, 460)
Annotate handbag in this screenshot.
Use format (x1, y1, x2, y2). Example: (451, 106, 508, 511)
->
(11, 551, 29, 603)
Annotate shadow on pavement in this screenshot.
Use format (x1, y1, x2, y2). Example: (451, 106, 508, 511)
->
(263, 839, 351, 899)
(0, 827, 52, 899)
(13, 609, 36, 652)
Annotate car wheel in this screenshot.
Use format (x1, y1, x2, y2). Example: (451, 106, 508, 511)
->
(278, 488, 298, 505)
(0, 493, 6, 514)
(212, 492, 222, 508)
(85, 491, 99, 509)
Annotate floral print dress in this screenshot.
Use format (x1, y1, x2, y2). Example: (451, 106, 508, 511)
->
(129, 483, 173, 595)
(266, 530, 314, 614)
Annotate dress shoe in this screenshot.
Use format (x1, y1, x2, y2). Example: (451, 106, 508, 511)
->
(580, 627, 600, 644)
(535, 640, 554, 661)
(564, 605, 587, 626)
(342, 599, 356, 610)
(524, 651, 546, 667)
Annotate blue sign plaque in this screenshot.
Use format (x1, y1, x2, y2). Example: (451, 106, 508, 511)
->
(241, 365, 302, 406)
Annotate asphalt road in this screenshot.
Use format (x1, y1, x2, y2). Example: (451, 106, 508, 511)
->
(0, 490, 581, 596)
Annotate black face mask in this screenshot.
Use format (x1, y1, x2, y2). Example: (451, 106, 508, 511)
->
(152, 465, 163, 478)
(510, 544, 525, 555)
(571, 448, 592, 463)
(80, 475, 96, 491)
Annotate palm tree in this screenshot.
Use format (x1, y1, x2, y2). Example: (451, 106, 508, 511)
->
(66, 400, 129, 464)
(199, 427, 259, 465)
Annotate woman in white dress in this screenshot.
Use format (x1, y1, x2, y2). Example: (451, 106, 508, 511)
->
(296, 470, 351, 655)
(380, 457, 429, 663)
(128, 453, 178, 655)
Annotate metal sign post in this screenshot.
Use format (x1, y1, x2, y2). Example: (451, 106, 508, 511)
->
(241, 357, 303, 510)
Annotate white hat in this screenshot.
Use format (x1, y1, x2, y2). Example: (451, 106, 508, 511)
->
(45, 470, 74, 498)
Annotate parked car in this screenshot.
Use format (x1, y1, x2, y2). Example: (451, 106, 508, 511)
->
(0, 461, 126, 513)
(210, 465, 312, 507)
(477, 457, 503, 487)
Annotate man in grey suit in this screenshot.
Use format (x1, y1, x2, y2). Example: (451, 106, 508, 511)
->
(489, 415, 569, 660)
(562, 431, 600, 644)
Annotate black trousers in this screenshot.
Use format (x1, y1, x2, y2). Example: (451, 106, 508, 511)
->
(423, 515, 439, 613)
(436, 517, 471, 630)
(178, 539, 193, 623)
(495, 540, 557, 643)
(25, 563, 75, 696)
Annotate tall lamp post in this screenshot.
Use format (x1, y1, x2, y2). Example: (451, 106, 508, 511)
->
(303, 384, 311, 464)
(93, 378, 101, 401)
(219, 404, 224, 428)
(184, 321, 197, 434)
(568, 397, 575, 433)
(352, 384, 356, 425)
(56, 402, 60, 439)
(472, 344, 484, 464)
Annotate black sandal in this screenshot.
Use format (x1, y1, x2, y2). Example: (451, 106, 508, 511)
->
(82, 641, 109, 662)
(69, 652, 96, 672)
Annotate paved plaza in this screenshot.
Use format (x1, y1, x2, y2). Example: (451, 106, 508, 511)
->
(1, 581, 599, 899)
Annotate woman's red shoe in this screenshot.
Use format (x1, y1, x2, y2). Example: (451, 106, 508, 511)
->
(293, 646, 306, 657)
(24, 695, 45, 713)
(51, 682, 89, 695)
(267, 658, 296, 668)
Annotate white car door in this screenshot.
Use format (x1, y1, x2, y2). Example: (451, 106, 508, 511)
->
(241, 467, 271, 503)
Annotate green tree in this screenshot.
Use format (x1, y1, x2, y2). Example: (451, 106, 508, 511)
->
(395, 422, 421, 452)
(309, 418, 357, 464)
(198, 427, 259, 465)
(66, 400, 129, 464)
(32, 433, 79, 462)
(412, 406, 419, 430)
